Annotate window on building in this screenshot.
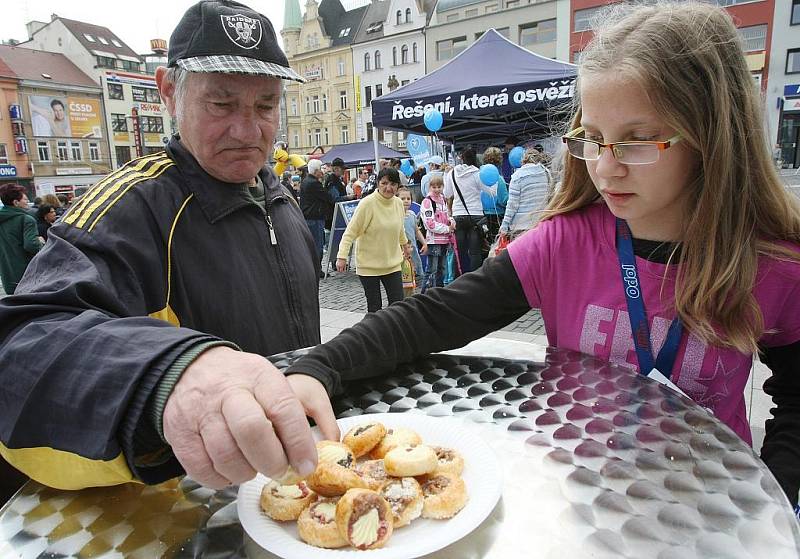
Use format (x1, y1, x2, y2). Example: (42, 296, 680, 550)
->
(70, 140, 82, 161)
(57, 140, 69, 161)
(401, 45, 408, 64)
(520, 19, 557, 46)
(574, 6, 603, 32)
(375, 84, 383, 98)
(96, 56, 116, 69)
(486, 4, 498, 13)
(293, 132, 299, 148)
(737, 24, 767, 53)
(0, 144, 7, 164)
(314, 129, 321, 146)
(121, 60, 140, 72)
(405, 8, 412, 22)
(393, 46, 398, 66)
(37, 140, 50, 162)
(338, 27, 351, 38)
(341, 125, 349, 144)
(111, 39, 122, 47)
(365, 52, 371, 71)
(322, 94, 328, 112)
(340, 90, 348, 110)
(366, 122, 373, 141)
(141, 116, 164, 133)
(89, 141, 100, 161)
(413, 43, 418, 62)
(114, 146, 131, 167)
(506, 0, 519, 8)
(375, 50, 381, 68)
(397, 10, 402, 25)
(401, 79, 409, 86)
(324, 128, 329, 145)
(793, 0, 800, 25)
(132, 87, 160, 103)
(365, 85, 373, 106)
(98, 36, 109, 45)
(437, 36, 467, 61)
(111, 113, 128, 132)
(338, 59, 345, 75)
(788, 49, 800, 74)
(306, 97, 311, 114)
(466, 8, 478, 17)
(307, 130, 312, 146)
(108, 83, 124, 100)
(290, 98, 297, 116)
(84, 33, 96, 42)
(312, 95, 320, 113)
(446, 13, 458, 23)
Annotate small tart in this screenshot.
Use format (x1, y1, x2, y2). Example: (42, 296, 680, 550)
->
(379, 477, 423, 528)
(297, 497, 348, 548)
(384, 444, 438, 477)
(259, 480, 315, 521)
(355, 459, 388, 491)
(307, 461, 368, 497)
(421, 472, 468, 519)
(336, 488, 394, 550)
(317, 440, 355, 469)
(432, 446, 465, 476)
(342, 422, 387, 458)
(368, 427, 423, 460)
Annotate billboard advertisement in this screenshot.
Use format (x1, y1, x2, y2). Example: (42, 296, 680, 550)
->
(29, 95, 103, 139)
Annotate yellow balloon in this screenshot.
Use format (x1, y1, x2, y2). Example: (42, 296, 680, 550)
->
(273, 148, 307, 175)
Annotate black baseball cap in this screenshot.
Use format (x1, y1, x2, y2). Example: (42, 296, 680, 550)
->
(332, 157, 345, 169)
(168, 0, 305, 82)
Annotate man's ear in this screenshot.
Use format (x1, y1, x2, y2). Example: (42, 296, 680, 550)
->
(156, 67, 177, 115)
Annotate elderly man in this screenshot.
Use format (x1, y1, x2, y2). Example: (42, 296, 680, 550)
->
(300, 159, 333, 271)
(0, 0, 337, 494)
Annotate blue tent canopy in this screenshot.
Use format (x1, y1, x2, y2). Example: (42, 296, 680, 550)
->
(319, 141, 407, 167)
(371, 29, 577, 144)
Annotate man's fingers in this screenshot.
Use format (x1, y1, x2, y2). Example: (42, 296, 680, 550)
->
(167, 429, 230, 489)
(221, 390, 289, 479)
(198, 412, 257, 484)
(287, 374, 340, 441)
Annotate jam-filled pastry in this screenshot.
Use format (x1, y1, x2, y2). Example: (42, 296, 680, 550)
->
(342, 422, 387, 458)
(368, 427, 423, 460)
(379, 477, 423, 528)
(317, 440, 355, 469)
(259, 480, 315, 521)
(420, 472, 468, 519)
(355, 459, 388, 491)
(336, 488, 394, 550)
(384, 444, 438, 477)
(307, 461, 367, 497)
(297, 497, 348, 549)
(432, 446, 465, 476)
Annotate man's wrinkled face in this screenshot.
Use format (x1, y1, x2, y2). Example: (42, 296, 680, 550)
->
(160, 71, 281, 183)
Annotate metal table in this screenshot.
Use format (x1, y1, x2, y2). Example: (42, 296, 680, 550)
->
(1, 345, 798, 558)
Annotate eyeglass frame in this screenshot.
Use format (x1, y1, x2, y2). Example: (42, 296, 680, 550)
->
(562, 126, 683, 165)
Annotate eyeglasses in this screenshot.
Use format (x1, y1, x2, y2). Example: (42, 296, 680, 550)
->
(562, 126, 682, 165)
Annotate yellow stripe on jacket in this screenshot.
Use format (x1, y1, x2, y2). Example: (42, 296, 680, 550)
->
(338, 193, 408, 276)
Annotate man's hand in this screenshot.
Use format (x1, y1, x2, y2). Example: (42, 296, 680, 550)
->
(163, 346, 335, 489)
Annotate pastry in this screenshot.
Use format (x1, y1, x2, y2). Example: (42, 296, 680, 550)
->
(355, 459, 388, 491)
(335, 488, 394, 550)
(259, 480, 315, 521)
(432, 446, 465, 476)
(317, 440, 355, 468)
(307, 461, 367, 497)
(379, 477, 423, 528)
(342, 422, 387, 458)
(420, 472, 468, 519)
(297, 497, 348, 549)
(368, 427, 422, 459)
(384, 444, 438, 477)
(273, 465, 304, 485)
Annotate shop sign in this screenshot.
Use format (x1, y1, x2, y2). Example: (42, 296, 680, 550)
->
(785, 98, 800, 113)
(56, 167, 92, 175)
(784, 84, 800, 98)
(138, 103, 163, 114)
(0, 165, 17, 177)
(304, 66, 322, 81)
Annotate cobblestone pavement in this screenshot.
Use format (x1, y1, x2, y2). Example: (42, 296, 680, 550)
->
(318, 270, 546, 335)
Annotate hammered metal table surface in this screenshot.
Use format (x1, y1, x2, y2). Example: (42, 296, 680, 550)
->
(1, 346, 799, 559)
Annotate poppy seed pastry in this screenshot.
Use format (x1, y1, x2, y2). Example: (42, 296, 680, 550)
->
(384, 444, 438, 477)
(379, 477, 424, 527)
(259, 480, 315, 521)
(335, 488, 394, 550)
(368, 427, 423, 459)
(297, 497, 349, 548)
(316, 440, 355, 469)
(342, 422, 387, 458)
(307, 461, 367, 497)
(420, 472, 468, 519)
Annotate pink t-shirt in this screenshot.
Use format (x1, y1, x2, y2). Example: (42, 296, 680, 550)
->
(507, 202, 800, 444)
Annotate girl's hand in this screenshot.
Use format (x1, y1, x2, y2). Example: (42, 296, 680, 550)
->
(420, 242, 428, 255)
(336, 258, 347, 272)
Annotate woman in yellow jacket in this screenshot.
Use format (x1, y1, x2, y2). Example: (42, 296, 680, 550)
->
(336, 167, 411, 312)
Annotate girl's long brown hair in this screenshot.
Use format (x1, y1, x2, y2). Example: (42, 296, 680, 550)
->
(546, 1, 800, 353)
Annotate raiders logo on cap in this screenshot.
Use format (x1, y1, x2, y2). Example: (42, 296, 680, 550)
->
(220, 14, 262, 50)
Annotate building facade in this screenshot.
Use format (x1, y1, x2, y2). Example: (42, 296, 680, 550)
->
(766, 0, 800, 168)
(0, 60, 32, 191)
(283, 0, 367, 155)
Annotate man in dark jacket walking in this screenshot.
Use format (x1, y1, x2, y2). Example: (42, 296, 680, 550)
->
(0, 184, 42, 294)
(300, 158, 333, 269)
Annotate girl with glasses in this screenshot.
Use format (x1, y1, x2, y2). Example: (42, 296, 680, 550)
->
(287, 1, 800, 511)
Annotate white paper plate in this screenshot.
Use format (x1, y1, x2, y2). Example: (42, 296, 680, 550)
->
(237, 413, 503, 559)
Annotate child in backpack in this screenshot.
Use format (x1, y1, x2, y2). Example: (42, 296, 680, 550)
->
(290, 1, 800, 510)
(419, 175, 455, 293)
(398, 186, 427, 290)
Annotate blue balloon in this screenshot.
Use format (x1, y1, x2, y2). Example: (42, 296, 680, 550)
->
(400, 159, 414, 177)
(509, 146, 525, 168)
(423, 108, 443, 133)
(479, 164, 500, 187)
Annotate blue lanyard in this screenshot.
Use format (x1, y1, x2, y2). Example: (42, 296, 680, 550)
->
(616, 218, 683, 378)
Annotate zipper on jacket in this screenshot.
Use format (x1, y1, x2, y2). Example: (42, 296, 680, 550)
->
(265, 215, 277, 245)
